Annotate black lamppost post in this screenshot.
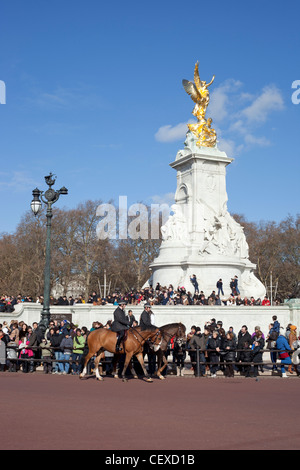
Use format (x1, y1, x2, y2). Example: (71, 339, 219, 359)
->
(31, 173, 68, 333)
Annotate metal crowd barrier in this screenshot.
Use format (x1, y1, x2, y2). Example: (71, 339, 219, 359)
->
(2, 344, 299, 377)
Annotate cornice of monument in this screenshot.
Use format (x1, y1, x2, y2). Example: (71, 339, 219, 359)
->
(171, 147, 234, 169)
(171, 130, 233, 168)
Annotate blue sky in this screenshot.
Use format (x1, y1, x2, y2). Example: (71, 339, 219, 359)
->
(0, 0, 299, 234)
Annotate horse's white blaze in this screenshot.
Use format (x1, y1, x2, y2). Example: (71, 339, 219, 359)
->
(154, 340, 162, 352)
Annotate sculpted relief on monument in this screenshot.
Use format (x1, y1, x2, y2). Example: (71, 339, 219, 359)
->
(198, 201, 249, 259)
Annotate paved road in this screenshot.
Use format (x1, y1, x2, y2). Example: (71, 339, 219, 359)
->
(1, 373, 299, 450)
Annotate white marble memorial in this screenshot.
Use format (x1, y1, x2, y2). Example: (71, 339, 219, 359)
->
(149, 131, 266, 299)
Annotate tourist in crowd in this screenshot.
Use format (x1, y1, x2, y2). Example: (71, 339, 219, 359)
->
(72, 328, 86, 375)
(190, 275, 199, 294)
(266, 323, 279, 373)
(251, 330, 265, 377)
(207, 330, 221, 378)
(262, 296, 271, 306)
(276, 333, 292, 378)
(40, 338, 52, 374)
(236, 325, 252, 374)
(288, 325, 298, 374)
(188, 327, 207, 376)
(223, 332, 236, 378)
(239, 341, 252, 378)
(216, 279, 224, 296)
(18, 325, 34, 373)
(50, 327, 64, 374)
(60, 333, 74, 375)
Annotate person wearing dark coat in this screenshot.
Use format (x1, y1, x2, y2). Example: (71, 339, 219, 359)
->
(207, 330, 221, 377)
(139, 304, 156, 331)
(126, 310, 136, 327)
(140, 304, 157, 376)
(236, 325, 252, 373)
(240, 341, 252, 377)
(111, 301, 130, 352)
(50, 329, 64, 373)
(251, 331, 265, 377)
(223, 332, 236, 377)
(188, 327, 207, 376)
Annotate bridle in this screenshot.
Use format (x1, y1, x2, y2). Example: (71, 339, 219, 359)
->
(130, 327, 161, 348)
(161, 323, 186, 344)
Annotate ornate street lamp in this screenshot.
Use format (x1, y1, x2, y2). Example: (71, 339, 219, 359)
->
(31, 173, 68, 333)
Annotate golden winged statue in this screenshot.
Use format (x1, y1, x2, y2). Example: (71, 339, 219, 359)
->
(182, 62, 217, 148)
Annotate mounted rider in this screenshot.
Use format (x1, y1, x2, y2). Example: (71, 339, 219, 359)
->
(140, 303, 156, 331)
(111, 300, 131, 352)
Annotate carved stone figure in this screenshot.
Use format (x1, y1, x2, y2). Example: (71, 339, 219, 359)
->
(161, 204, 189, 243)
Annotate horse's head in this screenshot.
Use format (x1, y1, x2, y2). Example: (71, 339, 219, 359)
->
(176, 322, 187, 342)
(148, 328, 163, 352)
(174, 323, 186, 348)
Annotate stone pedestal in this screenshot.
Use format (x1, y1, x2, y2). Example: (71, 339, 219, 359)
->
(149, 132, 266, 299)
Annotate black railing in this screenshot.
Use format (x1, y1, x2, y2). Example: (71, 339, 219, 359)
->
(2, 344, 298, 377)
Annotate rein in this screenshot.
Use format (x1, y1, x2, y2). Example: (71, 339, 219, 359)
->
(129, 327, 160, 347)
(161, 324, 185, 342)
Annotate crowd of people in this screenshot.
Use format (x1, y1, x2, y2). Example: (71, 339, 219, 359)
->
(0, 309, 299, 378)
(183, 316, 300, 379)
(0, 275, 278, 314)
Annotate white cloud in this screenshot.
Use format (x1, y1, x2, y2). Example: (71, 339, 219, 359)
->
(242, 85, 284, 123)
(0, 171, 39, 192)
(209, 79, 242, 122)
(155, 122, 188, 143)
(244, 134, 271, 146)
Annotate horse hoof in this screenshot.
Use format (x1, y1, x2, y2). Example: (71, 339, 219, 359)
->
(145, 377, 153, 383)
(158, 375, 165, 380)
(114, 375, 119, 379)
(133, 375, 138, 379)
(122, 378, 128, 382)
(97, 376, 104, 381)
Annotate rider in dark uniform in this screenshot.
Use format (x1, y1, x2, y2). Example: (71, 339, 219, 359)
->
(111, 300, 130, 352)
(140, 304, 156, 331)
(140, 303, 157, 376)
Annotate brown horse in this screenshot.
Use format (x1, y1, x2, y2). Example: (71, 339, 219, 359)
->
(80, 326, 162, 382)
(155, 322, 186, 380)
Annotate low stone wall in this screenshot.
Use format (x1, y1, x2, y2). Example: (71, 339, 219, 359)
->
(2, 300, 300, 337)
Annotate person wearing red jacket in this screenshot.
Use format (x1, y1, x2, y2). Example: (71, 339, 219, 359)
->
(262, 296, 271, 306)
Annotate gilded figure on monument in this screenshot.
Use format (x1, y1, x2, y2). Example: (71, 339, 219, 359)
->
(182, 62, 217, 148)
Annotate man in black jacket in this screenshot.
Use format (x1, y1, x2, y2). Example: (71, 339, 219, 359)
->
(139, 304, 156, 331)
(207, 330, 221, 377)
(140, 304, 157, 376)
(111, 301, 130, 352)
(236, 325, 252, 373)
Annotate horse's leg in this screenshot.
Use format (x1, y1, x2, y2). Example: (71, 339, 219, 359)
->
(94, 351, 104, 381)
(129, 358, 138, 379)
(156, 351, 168, 380)
(80, 350, 94, 379)
(135, 352, 153, 382)
(98, 351, 106, 378)
(120, 352, 134, 382)
(112, 354, 119, 379)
